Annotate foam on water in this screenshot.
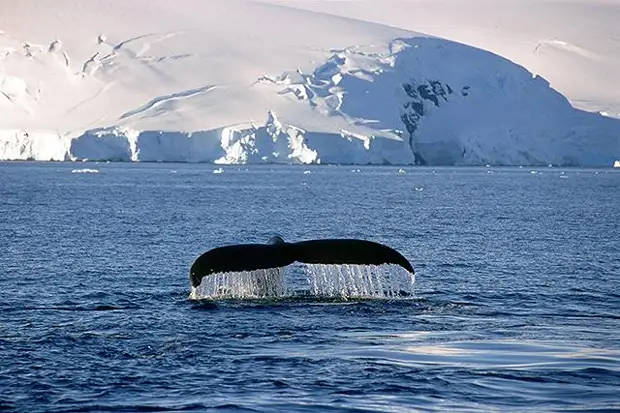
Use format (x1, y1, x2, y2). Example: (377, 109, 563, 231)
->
(189, 264, 415, 300)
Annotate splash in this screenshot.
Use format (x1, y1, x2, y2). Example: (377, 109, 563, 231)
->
(305, 264, 415, 298)
(189, 264, 414, 300)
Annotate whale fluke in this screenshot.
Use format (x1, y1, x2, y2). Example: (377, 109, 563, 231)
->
(291, 239, 415, 273)
(190, 237, 414, 288)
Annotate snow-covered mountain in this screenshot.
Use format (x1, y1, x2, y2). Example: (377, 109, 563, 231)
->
(1, 0, 618, 165)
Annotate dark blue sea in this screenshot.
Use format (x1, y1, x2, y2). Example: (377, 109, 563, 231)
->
(1, 162, 619, 412)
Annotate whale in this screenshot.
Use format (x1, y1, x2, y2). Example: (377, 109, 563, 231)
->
(190, 236, 414, 288)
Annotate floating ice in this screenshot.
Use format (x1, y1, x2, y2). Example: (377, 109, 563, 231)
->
(213, 168, 224, 174)
(71, 168, 99, 173)
(614, 160, 620, 168)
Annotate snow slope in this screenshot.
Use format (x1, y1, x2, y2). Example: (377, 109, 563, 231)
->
(0, 0, 618, 165)
(264, 0, 620, 117)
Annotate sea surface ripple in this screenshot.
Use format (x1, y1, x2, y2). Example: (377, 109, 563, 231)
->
(1, 163, 619, 412)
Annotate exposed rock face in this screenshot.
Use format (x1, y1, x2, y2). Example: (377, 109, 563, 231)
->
(401, 80, 468, 165)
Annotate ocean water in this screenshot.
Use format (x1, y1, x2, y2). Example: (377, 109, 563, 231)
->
(1, 162, 619, 412)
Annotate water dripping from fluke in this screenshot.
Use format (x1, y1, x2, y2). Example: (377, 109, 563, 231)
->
(189, 264, 415, 301)
(306, 264, 415, 299)
(190, 268, 287, 300)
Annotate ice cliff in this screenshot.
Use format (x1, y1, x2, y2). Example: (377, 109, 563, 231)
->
(0, 0, 618, 165)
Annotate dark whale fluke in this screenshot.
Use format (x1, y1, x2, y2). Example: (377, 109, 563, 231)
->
(190, 237, 414, 288)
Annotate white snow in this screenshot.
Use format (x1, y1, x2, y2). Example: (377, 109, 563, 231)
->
(269, 0, 620, 116)
(0, 0, 618, 165)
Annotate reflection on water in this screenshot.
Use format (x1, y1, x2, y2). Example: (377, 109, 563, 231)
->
(340, 332, 620, 369)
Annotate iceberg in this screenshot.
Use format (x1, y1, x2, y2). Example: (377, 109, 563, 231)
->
(0, 0, 618, 165)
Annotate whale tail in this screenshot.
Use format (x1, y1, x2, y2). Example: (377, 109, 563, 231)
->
(190, 237, 414, 288)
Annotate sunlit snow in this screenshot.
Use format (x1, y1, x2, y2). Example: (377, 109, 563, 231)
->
(0, 0, 618, 165)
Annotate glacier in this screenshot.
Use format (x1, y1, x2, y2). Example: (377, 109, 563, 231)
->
(0, 0, 618, 166)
